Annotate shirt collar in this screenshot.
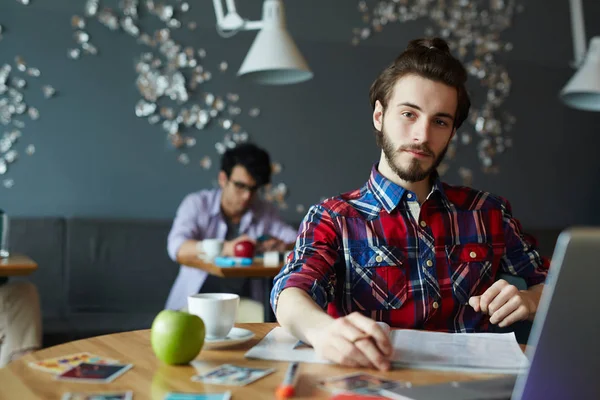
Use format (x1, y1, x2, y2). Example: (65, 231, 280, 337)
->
(428, 171, 447, 201)
(367, 165, 407, 213)
(210, 189, 223, 216)
(367, 164, 447, 213)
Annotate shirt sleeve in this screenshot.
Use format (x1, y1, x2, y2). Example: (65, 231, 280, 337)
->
(270, 204, 340, 314)
(499, 198, 550, 287)
(167, 194, 203, 261)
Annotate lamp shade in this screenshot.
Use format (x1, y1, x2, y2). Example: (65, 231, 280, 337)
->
(560, 36, 600, 111)
(237, 0, 312, 85)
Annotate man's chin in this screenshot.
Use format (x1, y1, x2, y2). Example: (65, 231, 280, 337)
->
(393, 164, 432, 182)
(394, 160, 430, 175)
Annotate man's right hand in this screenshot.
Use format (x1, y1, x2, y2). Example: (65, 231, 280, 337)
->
(222, 235, 255, 257)
(305, 312, 393, 371)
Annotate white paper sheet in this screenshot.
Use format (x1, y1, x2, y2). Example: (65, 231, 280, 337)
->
(244, 327, 529, 374)
(388, 329, 528, 373)
(244, 326, 331, 364)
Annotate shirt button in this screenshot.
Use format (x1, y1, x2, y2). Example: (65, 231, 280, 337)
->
(469, 251, 477, 259)
(432, 301, 439, 309)
(420, 221, 427, 228)
(426, 260, 433, 267)
(407, 193, 412, 199)
(375, 255, 383, 263)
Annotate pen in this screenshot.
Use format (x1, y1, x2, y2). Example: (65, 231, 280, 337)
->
(275, 361, 300, 399)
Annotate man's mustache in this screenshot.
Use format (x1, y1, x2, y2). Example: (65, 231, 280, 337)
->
(398, 144, 435, 157)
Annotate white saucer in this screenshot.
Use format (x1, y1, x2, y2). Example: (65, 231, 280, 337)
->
(203, 327, 255, 349)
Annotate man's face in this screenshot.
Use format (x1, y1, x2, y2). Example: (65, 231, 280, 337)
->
(373, 74, 457, 182)
(219, 165, 259, 216)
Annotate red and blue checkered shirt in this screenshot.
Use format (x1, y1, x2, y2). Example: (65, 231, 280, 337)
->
(271, 165, 550, 332)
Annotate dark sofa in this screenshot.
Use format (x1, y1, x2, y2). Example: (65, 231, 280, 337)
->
(7, 217, 564, 346)
(9, 217, 178, 345)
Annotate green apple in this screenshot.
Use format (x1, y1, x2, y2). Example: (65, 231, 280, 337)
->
(151, 310, 205, 365)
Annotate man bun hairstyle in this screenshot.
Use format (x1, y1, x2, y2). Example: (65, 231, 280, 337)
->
(369, 37, 471, 130)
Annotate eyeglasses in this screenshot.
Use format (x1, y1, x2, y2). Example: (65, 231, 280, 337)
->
(229, 179, 260, 194)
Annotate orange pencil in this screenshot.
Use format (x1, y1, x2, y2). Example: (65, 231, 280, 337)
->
(275, 362, 300, 399)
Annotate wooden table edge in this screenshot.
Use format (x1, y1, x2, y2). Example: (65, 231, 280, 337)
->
(0, 254, 38, 276)
(176, 257, 283, 278)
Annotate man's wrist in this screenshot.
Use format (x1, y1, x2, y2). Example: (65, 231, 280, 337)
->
(520, 290, 538, 321)
(303, 314, 334, 346)
(304, 325, 323, 347)
(221, 240, 232, 256)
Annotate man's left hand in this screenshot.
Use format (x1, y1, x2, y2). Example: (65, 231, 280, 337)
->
(468, 279, 537, 328)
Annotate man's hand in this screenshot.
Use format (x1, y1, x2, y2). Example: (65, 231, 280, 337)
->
(222, 235, 255, 257)
(257, 238, 287, 253)
(468, 279, 537, 328)
(305, 312, 393, 371)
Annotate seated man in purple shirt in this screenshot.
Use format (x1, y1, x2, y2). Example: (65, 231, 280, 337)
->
(165, 143, 298, 311)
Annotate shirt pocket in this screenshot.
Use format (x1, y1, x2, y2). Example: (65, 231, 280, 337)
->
(447, 243, 494, 304)
(345, 245, 408, 310)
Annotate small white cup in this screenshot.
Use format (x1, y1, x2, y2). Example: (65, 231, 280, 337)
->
(198, 239, 224, 260)
(263, 251, 281, 267)
(187, 293, 239, 339)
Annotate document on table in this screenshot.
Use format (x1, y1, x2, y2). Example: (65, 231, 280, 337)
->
(245, 326, 528, 374)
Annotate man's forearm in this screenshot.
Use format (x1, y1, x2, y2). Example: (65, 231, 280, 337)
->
(176, 240, 201, 261)
(522, 283, 545, 321)
(275, 287, 333, 344)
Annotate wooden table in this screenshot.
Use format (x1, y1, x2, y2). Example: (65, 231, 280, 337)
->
(177, 255, 283, 279)
(178, 255, 284, 322)
(0, 323, 512, 400)
(0, 254, 38, 276)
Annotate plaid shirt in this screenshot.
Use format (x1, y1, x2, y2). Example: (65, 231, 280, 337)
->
(271, 165, 549, 332)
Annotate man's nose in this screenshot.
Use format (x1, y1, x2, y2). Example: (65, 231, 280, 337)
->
(241, 190, 252, 201)
(413, 119, 433, 144)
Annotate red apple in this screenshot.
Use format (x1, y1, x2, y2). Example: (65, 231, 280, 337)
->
(234, 240, 255, 258)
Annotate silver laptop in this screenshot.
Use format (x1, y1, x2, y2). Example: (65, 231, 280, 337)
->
(381, 227, 600, 400)
(511, 227, 600, 400)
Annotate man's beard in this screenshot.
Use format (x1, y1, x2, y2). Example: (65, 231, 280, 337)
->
(377, 123, 448, 183)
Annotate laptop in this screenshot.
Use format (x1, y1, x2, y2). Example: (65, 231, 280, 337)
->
(381, 227, 600, 400)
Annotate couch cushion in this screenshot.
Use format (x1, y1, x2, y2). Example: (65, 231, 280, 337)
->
(66, 312, 159, 335)
(66, 218, 178, 314)
(9, 217, 66, 321)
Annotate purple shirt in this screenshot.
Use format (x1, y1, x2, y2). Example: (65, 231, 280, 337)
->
(165, 189, 298, 310)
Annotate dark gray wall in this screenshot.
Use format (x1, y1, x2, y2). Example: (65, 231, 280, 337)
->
(1, 0, 599, 229)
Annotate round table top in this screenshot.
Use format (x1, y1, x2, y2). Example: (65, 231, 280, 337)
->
(0, 323, 506, 400)
(0, 254, 38, 276)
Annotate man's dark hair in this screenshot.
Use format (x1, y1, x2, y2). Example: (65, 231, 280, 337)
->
(369, 37, 471, 135)
(221, 143, 271, 187)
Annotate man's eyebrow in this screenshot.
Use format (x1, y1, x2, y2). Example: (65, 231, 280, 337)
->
(397, 102, 455, 120)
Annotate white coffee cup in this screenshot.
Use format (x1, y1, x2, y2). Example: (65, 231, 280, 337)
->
(198, 239, 224, 260)
(263, 251, 281, 267)
(187, 293, 239, 339)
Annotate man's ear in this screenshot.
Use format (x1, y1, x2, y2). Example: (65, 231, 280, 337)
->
(373, 100, 384, 131)
(218, 171, 227, 189)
